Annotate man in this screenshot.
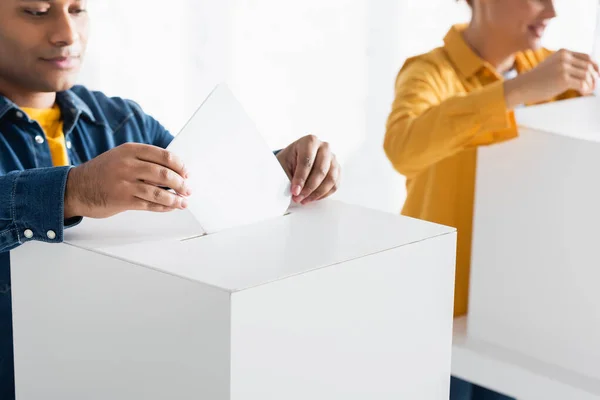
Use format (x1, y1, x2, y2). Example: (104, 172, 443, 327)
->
(384, 0, 597, 399)
(0, 0, 341, 397)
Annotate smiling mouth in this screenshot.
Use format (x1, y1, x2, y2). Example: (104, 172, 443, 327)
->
(528, 24, 547, 39)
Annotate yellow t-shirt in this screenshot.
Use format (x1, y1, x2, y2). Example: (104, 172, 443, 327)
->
(384, 25, 578, 317)
(22, 105, 69, 167)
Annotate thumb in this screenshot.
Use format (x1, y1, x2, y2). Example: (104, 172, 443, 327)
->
(277, 149, 301, 195)
(291, 170, 304, 197)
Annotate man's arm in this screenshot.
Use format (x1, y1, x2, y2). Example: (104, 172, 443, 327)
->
(0, 167, 81, 253)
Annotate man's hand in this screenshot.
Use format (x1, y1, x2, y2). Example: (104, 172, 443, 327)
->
(504, 49, 600, 108)
(64, 143, 191, 219)
(276, 135, 341, 204)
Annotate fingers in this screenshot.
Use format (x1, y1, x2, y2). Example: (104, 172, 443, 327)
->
(567, 64, 597, 94)
(296, 145, 333, 203)
(571, 51, 600, 74)
(319, 183, 340, 202)
(300, 156, 341, 204)
(564, 51, 598, 93)
(133, 144, 189, 180)
(584, 66, 597, 93)
(133, 200, 177, 213)
(133, 160, 192, 197)
(568, 56, 596, 74)
(134, 182, 189, 210)
(120, 144, 190, 196)
(290, 135, 321, 197)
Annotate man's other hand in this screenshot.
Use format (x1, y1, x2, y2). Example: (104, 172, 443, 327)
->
(276, 135, 341, 205)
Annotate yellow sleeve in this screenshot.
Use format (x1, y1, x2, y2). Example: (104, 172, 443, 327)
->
(383, 59, 513, 178)
(555, 89, 581, 101)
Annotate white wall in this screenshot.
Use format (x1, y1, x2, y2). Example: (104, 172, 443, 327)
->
(78, 0, 596, 214)
(543, 0, 596, 53)
(78, 0, 232, 132)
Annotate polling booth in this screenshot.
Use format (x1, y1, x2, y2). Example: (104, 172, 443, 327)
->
(453, 96, 600, 400)
(10, 85, 457, 400)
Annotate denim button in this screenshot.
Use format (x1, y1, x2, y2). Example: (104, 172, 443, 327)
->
(46, 230, 56, 240)
(35, 135, 45, 144)
(24, 229, 34, 239)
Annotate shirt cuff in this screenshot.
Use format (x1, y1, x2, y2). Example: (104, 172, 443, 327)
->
(471, 81, 512, 132)
(12, 167, 73, 245)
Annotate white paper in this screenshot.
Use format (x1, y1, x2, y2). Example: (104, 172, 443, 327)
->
(167, 83, 292, 233)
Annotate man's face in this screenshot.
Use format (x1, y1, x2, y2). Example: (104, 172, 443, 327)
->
(0, 0, 89, 93)
(483, 0, 557, 51)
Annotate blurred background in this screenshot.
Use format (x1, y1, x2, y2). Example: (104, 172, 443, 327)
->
(77, 0, 597, 214)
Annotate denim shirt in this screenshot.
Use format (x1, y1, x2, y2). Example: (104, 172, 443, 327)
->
(0, 85, 174, 398)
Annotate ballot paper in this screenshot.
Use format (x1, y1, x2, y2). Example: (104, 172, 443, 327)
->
(166, 83, 292, 233)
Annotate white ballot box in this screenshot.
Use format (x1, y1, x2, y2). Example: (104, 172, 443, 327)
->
(11, 201, 456, 400)
(455, 96, 600, 399)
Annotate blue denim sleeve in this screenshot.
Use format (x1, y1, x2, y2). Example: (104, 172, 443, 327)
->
(123, 100, 174, 149)
(0, 167, 81, 253)
(147, 114, 174, 149)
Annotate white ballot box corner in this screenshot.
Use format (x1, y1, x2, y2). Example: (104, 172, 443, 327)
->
(462, 96, 600, 399)
(11, 200, 457, 400)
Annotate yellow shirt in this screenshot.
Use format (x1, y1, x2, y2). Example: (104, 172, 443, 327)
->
(384, 25, 577, 317)
(22, 105, 69, 167)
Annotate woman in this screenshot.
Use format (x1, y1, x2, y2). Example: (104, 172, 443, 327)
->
(384, 0, 598, 399)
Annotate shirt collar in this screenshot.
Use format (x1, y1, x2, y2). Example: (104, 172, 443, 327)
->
(0, 88, 96, 123)
(0, 95, 16, 121)
(444, 24, 486, 78)
(444, 24, 536, 79)
(56, 89, 97, 123)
